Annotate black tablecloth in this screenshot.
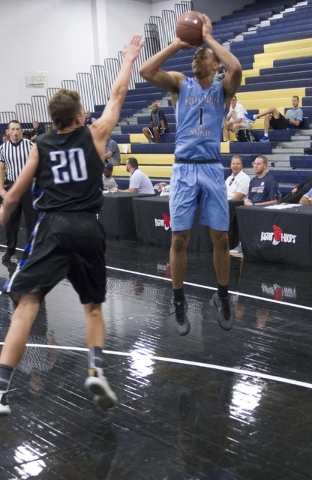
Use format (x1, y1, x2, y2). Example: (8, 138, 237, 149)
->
(132, 196, 242, 251)
(236, 204, 312, 267)
(99, 192, 154, 240)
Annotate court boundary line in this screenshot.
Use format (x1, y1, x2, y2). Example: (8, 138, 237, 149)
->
(1, 342, 311, 390)
(107, 266, 312, 312)
(1, 245, 311, 311)
(1, 248, 311, 388)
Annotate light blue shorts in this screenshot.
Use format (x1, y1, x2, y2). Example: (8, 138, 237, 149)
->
(169, 163, 229, 232)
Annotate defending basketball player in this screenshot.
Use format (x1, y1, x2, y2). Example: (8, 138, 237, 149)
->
(139, 14, 242, 335)
(0, 34, 144, 417)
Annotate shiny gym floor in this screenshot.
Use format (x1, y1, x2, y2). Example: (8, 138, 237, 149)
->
(0, 226, 312, 480)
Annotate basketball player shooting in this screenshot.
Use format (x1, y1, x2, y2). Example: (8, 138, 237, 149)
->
(139, 13, 242, 336)
(0, 34, 144, 417)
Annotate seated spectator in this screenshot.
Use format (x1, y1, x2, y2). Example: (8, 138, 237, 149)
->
(105, 137, 120, 165)
(223, 96, 252, 142)
(142, 101, 169, 143)
(31, 121, 45, 141)
(225, 155, 250, 200)
(300, 188, 312, 205)
(244, 155, 280, 206)
(102, 163, 118, 191)
(230, 155, 280, 255)
(245, 95, 303, 142)
(279, 175, 312, 204)
(1, 133, 8, 144)
(22, 130, 32, 140)
(214, 63, 225, 82)
(111, 157, 155, 194)
(84, 110, 96, 126)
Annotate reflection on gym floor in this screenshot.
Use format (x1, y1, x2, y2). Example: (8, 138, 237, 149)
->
(1, 235, 312, 480)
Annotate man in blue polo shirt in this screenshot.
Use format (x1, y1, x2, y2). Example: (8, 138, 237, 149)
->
(244, 155, 280, 206)
(230, 155, 280, 255)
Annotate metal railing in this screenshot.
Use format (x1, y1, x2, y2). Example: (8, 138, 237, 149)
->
(0, 112, 16, 135)
(15, 103, 33, 125)
(0, 112, 16, 125)
(61, 80, 77, 91)
(0, 2, 193, 133)
(90, 65, 107, 106)
(46, 88, 60, 101)
(31, 96, 50, 123)
(77, 73, 95, 111)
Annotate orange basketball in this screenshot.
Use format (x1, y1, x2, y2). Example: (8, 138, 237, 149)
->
(176, 11, 203, 46)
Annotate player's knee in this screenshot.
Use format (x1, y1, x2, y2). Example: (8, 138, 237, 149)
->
(171, 234, 188, 252)
(212, 232, 229, 250)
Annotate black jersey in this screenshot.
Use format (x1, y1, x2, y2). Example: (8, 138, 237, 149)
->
(34, 126, 104, 213)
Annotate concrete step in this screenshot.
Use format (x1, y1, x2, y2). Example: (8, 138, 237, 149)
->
(135, 111, 151, 117)
(293, 135, 312, 140)
(265, 154, 291, 161)
(287, 141, 311, 148)
(296, 129, 312, 136)
(272, 147, 305, 154)
(270, 162, 291, 168)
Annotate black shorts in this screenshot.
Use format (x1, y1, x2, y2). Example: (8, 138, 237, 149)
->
(269, 114, 289, 130)
(5, 211, 106, 305)
(147, 126, 169, 138)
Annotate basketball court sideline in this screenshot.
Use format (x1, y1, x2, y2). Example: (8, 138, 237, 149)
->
(0, 234, 311, 480)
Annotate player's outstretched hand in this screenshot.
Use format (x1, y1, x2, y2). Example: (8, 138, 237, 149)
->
(202, 13, 212, 38)
(123, 34, 144, 62)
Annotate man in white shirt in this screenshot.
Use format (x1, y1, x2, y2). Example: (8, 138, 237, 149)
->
(223, 96, 251, 141)
(225, 155, 250, 200)
(112, 157, 155, 195)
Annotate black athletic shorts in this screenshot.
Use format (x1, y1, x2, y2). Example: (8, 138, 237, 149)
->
(269, 114, 289, 130)
(4, 211, 106, 305)
(147, 126, 169, 138)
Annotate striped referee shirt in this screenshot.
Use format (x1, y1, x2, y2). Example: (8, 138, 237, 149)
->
(0, 139, 33, 182)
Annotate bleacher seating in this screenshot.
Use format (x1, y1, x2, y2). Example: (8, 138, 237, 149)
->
(108, 0, 312, 194)
(1, 0, 312, 198)
(290, 155, 312, 169)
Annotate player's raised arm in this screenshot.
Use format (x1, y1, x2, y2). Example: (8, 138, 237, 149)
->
(201, 14, 242, 102)
(139, 39, 187, 93)
(90, 34, 144, 158)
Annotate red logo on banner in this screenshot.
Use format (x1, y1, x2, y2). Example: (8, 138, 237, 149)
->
(154, 213, 171, 230)
(272, 224, 283, 245)
(162, 213, 171, 230)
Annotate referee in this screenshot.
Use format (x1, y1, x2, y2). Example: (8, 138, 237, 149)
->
(0, 120, 37, 263)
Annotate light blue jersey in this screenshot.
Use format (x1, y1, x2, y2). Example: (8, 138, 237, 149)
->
(170, 77, 229, 232)
(174, 77, 227, 160)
